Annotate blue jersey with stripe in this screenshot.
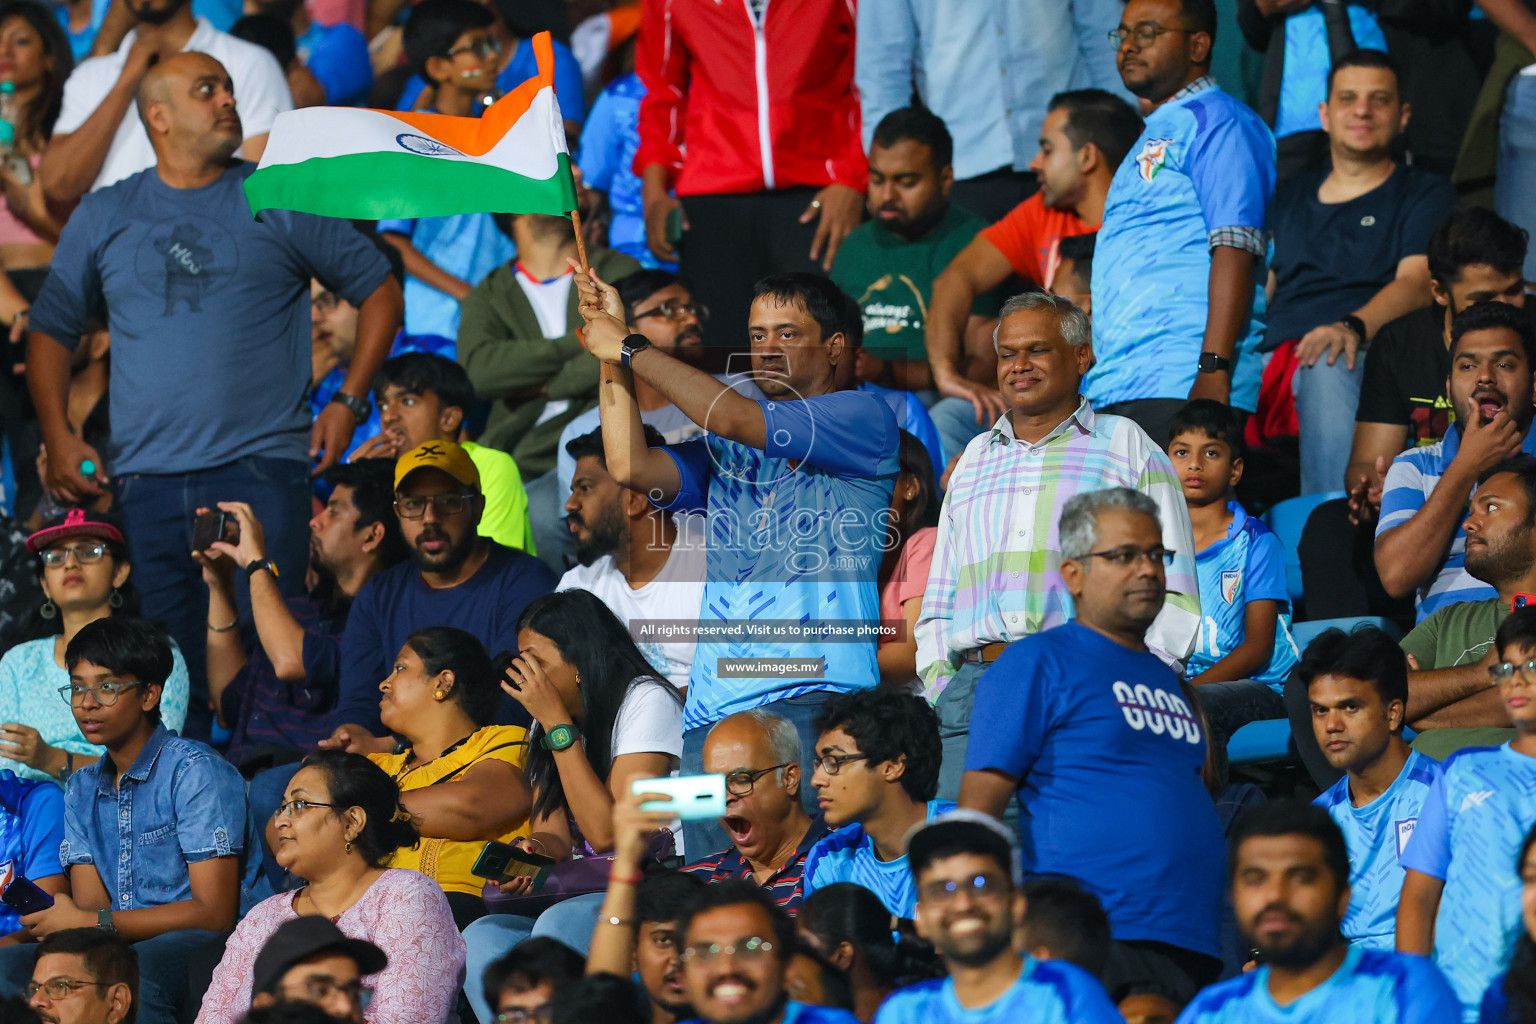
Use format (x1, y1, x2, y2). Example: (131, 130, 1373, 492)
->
(1315, 748, 1442, 949)
(1188, 501, 1298, 685)
(874, 957, 1122, 1024)
(1087, 83, 1275, 411)
(1400, 744, 1536, 1020)
(802, 799, 953, 918)
(1175, 946, 1461, 1024)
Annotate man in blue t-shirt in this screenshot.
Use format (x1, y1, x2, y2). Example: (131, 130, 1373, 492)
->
(959, 485, 1226, 999)
(1177, 800, 1460, 1024)
(875, 810, 1123, 1024)
(0, 770, 65, 940)
(1299, 627, 1441, 950)
(1398, 607, 1536, 1021)
(1090, 0, 1276, 445)
(574, 268, 900, 854)
(802, 690, 952, 920)
(28, 53, 402, 743)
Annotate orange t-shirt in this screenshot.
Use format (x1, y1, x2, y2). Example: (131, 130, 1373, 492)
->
(977, 193, 1095, 289)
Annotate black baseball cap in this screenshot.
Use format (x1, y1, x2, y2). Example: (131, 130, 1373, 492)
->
(904, 808, 1022, 884)
(251, 917, 388, 997)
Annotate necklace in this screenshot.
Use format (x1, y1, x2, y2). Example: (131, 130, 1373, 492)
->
(392, 732, 474, 785)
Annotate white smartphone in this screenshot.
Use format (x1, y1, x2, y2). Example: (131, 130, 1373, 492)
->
(631, 773, 728, 820)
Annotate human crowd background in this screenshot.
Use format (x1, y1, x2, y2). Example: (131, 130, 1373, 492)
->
(0, 0, 1533, 1022)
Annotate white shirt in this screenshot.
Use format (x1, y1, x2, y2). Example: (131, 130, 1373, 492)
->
(514, 266, 574, 339)
(558, 515, 707, 692)
(56, 17, 293, 192)
(612, 679, 684, 760)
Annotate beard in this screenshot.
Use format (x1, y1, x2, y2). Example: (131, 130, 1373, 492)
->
(568, 505, 626, 566)
(409, 524, 475, 574)
(935, 916, 1014, 969)
(706, 985, 786, 1024)
(1247, 909, 1341, 970)
(1466, 527, 1536, 587)
(132, 0, 189, 24)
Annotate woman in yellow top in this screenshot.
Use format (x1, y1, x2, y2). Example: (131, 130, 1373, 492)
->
(367, 625, 532, 928)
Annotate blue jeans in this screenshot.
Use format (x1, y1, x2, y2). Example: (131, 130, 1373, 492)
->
(116, 456, 312, 741)
(1293, 356, 1364, 495)
(679, 691, 835, 858)
(462, 894, 604, 1024)
(1497, 71, 1536, 282)
(0, 926, 220, 1024)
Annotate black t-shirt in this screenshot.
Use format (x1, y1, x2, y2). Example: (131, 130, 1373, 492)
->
(1265, 163, 1457, 348)
(1354, 304, 1451, 445)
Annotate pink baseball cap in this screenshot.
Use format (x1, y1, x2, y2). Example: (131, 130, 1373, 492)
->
(26, 507, 126, 554)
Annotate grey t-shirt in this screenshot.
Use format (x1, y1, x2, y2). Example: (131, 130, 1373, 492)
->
(31, 161, 391, 475)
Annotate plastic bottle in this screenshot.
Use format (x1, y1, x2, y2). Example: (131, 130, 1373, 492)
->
(0, 80, 27, 184)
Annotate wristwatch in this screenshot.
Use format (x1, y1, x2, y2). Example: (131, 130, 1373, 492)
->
(55, 751, 73, 784)
(1197, 352, 1232, 375)
(1340, 314, 1368, 343)
(97, 909, 116, 935)
(329, 391, 372, 423)
(620, 333, 652, 369)
(540, 723, 582, 751)
(245, 558, 279, 580)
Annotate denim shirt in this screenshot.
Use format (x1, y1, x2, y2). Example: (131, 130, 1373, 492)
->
(61, 724, 268, 912)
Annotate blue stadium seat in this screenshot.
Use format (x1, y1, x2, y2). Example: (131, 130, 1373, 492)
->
(1291, 615, 1403, 650)
(1263, 491, 1346, 607)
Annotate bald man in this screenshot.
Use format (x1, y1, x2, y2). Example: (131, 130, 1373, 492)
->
(26, 50, 402, 742)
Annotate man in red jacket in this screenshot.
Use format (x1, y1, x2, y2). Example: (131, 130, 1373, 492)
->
(635, 0, 867, 342)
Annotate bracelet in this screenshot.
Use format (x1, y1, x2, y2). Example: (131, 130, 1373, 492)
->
(608, 870, 643, 886)
(208, 617, 239, 633)
(602, 916, 638, 927)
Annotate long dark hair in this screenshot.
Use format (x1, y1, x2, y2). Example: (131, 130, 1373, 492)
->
(0, 1, 72, 143)
(1505, 823, 1536, 1023)
(507, 590, 680, 822)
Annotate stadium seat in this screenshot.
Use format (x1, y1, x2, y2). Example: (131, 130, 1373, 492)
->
(1264, 491, 1346, 607)
(1290, 615, 1403, 650)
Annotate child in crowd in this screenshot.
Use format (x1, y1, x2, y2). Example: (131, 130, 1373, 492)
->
(0, 618, 266, 1024)
(1168, 400, 1299, 748)
(1046, 232, 1095, 315)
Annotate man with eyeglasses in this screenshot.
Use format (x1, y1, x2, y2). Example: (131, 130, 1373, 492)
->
(801, 689, 951, 920)
(248, 917, 385, 1024)
(1088, 0, 1275, 447)
(1398, 605, 1536, 1021)
(676, 879, 858, 1024)
(324, 440, 556, 754)
(480, 937, 585, 1024)
(25, 927, 137, 1024)
(875, 810, 1121, 1024)
(959, 487, 1224, 1002)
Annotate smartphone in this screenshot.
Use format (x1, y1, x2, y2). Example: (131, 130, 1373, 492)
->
(1, 875, 54, 915)
(472, 840, 555, 887)
(665, 205, 685, 247)
(632, 773, 727, 821)
(192, 510, 239, 552)
(1515, 594, 1536, 611)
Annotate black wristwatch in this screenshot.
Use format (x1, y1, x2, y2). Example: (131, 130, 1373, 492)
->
(245, 558, 279, 580)
(97, 909, 116, 935)
(329, 391, 372, 423)
(620, 333, 651, 368)
(1197, 352, 1232, 375)
(1340, 314, 1368, 343)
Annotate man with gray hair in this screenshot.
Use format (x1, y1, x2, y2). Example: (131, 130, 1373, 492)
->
(959, 486, 1225, 1003)
(682, 709, 829, 911)
(915, 292, 1198, 802)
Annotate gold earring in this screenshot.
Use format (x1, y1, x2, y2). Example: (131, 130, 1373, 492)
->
(434, 689, 444, 699)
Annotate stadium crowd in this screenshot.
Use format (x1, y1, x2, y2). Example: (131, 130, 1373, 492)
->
(0, 0, 1533, 1021)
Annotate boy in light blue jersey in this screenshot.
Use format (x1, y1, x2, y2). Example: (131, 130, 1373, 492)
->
(803, 690, 953, 920)
(1300, 626, 1442, 949)
(1399, 608, 1536, 1021)
(875, 810, 1123, 1024)
(1177, 800, 1460, 1024)
(1168, 400, 1298, 748)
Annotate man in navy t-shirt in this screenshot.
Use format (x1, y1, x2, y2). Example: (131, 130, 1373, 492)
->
(960, 486, 1225, 999)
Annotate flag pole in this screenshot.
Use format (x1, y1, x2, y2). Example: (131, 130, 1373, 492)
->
(570, 207, 591, 273)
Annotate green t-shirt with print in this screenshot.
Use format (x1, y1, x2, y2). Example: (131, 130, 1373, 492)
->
(1400, 596, 1506, 670)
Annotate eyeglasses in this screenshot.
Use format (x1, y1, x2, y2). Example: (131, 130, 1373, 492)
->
(918, 873, 1008, 905)
(633, 299, 709, 324)
(25, 978, 108, 1001)
(312, 290, 340, 314)
(284, 978, 374, 1009)
(1489, 659, 1536, 686)
(272, 799, 335, 820)
(680, 936, 775, 964)
(724, 763, 792, 797)
(40, 542, 108, 567)
(446, 36, 501, 60)
(496, 1005, 554, 1024)
(58, 680, 143, 707)
(1084, 545, 1175, 569)
(812, 752, 869, 776)
(1108, 23, 1194, 49)
(394, 492, 477, 519)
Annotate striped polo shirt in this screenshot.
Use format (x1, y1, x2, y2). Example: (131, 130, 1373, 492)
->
(683, 821, 831, 914)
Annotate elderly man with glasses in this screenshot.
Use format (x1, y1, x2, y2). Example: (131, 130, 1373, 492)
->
(25, 928, 139, 1024)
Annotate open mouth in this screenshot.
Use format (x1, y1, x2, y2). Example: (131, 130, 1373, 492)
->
(723, 815, 753, 846)
(1475, 392, 1506, 420)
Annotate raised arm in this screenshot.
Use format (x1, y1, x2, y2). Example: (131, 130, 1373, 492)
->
(40, 32, 161, 208)
(927, 238, 1013, 425)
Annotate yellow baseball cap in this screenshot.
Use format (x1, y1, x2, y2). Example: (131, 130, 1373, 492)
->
(393, 440, 481, 491)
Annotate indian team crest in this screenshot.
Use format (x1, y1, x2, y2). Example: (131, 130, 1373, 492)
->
(1135, 138, 1174, 182)
(1220, 569, 1243, 604)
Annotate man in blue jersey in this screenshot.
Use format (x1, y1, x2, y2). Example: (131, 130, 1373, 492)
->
(1177, 800, 1460, 1024)
(676, 879, 859, 1024)
(1398, 607, 1536, 1021)
(959, 487, 1226, 999)
(802, 690, 952, 920)
(1089, 0, 1276, 445)
(873, 810, 1123, 1024)
(1375, 302, 1536, 623)
(1299, 626, 1442, 950)
(575, 266, 901, 856)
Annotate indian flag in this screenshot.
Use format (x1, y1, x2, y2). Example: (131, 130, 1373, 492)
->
(244, 31, 576, 221)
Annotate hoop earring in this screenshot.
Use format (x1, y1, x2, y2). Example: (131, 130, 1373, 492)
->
(39, 598, 56, 620)
(345, 840, 353, 854)
(108, 588, 124, 609)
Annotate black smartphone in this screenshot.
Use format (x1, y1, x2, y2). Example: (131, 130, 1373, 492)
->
(665, 205, 685, 246)
(192, 510, 239, 552)
(1, 875, 54, 915)
(471, 841, 554, 887)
